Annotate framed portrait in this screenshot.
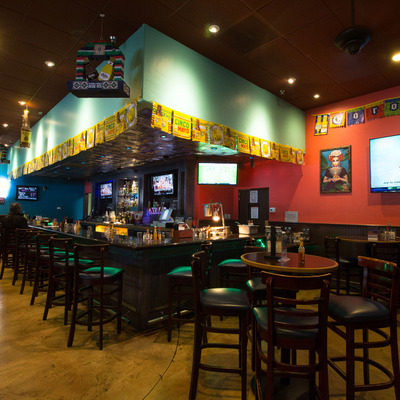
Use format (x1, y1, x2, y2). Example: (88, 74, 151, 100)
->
(320, 146, 351, 193)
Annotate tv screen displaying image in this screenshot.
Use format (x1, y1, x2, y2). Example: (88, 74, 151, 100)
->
(370, 134, 400, 192)
(198, 163, 238, 185)
(16, 185, 38, 201)
(152, 173, 174, 196)
(100, 182, 113, 199)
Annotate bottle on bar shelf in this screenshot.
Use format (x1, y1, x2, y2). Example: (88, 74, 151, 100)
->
(298, 238, 305, 266)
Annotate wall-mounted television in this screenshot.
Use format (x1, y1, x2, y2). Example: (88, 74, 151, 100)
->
(198, 162, 238, 185)
(370, 134, 400, 193)
(100, 182, 113, 199)
(16, 185, 39, 201)
(152, 173, 175, 196)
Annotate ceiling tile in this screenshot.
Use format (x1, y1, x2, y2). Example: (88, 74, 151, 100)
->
(219, 15, 278, 55)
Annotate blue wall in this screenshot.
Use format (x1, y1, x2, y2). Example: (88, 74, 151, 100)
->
(0, 175, 84, 221)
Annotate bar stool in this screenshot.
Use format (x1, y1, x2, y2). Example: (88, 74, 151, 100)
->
(20, 230, 39, 294)
(218, 237, 255, 288)
(328, 256, 400, 400)
(0, 228, 17, 279)
(43, 237, 76, 325)
(166, 242, 212, 342)
(67, 243, 124, 350)
(189, 250, 250, 400)
(324, 236, 360, 294)
(253, 271, 331, 400)
(30, 233, 56, 305)
(13, 228, 31, 285)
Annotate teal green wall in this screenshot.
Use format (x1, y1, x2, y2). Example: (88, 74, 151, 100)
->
(142, 25, 305, 147)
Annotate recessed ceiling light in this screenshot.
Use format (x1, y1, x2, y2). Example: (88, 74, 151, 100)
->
(4, 144, 8, 147)
(18, 101, 26, 105)
(287, 77, 296, 84)
(314, 94, 320, 99)
(392, 53, 400, 62)
(45, 60, 55, 67)
(126, 147, 131, 150)
(2, 123, 8, 127)
(209, 25, 220, 34)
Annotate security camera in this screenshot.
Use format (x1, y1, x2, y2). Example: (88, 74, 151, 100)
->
(335, 26, 371, 55)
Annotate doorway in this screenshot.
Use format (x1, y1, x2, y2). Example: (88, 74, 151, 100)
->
(238, 188, 269, 229)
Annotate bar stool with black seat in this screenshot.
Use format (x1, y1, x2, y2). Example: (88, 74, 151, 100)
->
(324, 236, 361, 294)
(253, 271, 331, 400)
(43, 237, 76, 325)
(189, 250, 250, 400)
(327, 256, 400, 400)
(67, 243, 124, 350)
(166, 242, 212, 342)
(30, 233, 56, 305)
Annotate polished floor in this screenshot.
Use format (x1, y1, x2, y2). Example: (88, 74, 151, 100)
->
(0, 266, 398, 400)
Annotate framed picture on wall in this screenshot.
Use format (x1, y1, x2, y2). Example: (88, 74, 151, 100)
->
(320, 146, 351, 193)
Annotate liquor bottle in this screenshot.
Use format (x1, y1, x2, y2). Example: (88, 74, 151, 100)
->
(153, 227, 158, 242)
(20, 107, 31, 148)
(298, 238, 305, 265)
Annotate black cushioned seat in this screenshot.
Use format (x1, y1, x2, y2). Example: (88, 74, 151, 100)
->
(328, 256, 400, 400)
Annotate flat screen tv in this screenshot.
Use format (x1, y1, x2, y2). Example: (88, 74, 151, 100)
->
(100, 182, 113, 199)
(16, 185, 38, 201)
(370, 134, 400, 192)
(152, 173, 174, 196)
(198, 162, 238, 185)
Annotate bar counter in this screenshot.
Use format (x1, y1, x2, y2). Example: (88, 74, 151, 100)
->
(32, 224, 257, 331)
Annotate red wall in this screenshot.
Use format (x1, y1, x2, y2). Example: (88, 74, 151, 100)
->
(194, 86, 400, 226)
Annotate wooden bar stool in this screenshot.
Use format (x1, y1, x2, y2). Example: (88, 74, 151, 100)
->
(13, 228, 31, 285)
(67, 244, 124, 350)
(43, 237, 76, 325)
(189, 250, 250, 400)
(20, 230, 39, 294)
(253, 271, 331, 400)
(328, 256, 400, 400)
(0, 228, 17, 279)
(166, 242, 212, 342)
(30, 233, 56, 305)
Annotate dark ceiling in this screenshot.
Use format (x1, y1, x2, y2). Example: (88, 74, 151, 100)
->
(1, 0, 400, 179)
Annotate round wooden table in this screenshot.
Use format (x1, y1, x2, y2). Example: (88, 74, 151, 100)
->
(241, 252, 338, 274)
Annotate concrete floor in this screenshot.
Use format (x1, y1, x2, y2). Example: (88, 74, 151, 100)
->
(0, 267, 398, 400)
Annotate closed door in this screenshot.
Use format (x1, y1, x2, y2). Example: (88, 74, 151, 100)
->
(238, 188, 269, 229)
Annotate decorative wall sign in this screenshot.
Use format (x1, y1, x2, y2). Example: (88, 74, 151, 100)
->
(320, 146, 351, 193)
(68, 41, 130, 98)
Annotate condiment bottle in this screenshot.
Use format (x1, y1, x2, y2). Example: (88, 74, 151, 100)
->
(298, 238, 305, 265)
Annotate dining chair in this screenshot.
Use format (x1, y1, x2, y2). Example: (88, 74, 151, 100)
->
(368, 241, 400, 265)
(0, 227, 17, 279)
(189, 250, 251, 400)
(67, 243, 124, 350)
(253, 271, 331, 400)
(328, 255, 400, 400)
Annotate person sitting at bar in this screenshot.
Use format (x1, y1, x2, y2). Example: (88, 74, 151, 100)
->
(2, 202, 28, 230)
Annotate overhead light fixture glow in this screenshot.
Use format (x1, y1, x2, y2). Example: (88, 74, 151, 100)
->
(45, 60, 55, 67)
(18, 101, 26, 105)
(2, 123, 8, 127)
(392, 53, 400, 62)
(314, 93, 320, 99)
(209, 25, 220, 34)
(287, 77, 296, 84)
